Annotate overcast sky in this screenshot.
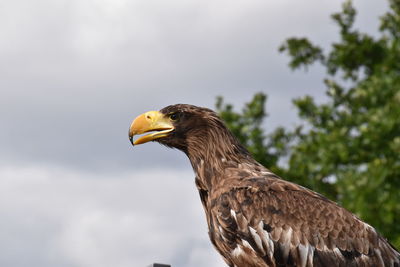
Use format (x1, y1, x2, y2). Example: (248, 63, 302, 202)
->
(0, 0, 388, 266)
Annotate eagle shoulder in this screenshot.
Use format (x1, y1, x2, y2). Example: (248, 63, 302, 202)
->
(208, 175, 400, 267)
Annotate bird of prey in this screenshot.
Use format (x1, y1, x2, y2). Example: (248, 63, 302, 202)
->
(128, 104, 400, 267)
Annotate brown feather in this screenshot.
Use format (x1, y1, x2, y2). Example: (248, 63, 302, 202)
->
(141, 104, 400, 267)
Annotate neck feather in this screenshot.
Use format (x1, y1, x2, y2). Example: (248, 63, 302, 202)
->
(185, 122, 256, 191)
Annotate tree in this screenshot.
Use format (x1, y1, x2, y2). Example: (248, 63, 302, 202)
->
(215, 93, 292, 176)
(216, 0, 400, 248)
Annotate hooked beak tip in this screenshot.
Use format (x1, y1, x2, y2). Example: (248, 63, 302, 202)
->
(129, 131, 135, 146)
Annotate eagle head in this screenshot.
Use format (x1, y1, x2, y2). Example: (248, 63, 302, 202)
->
(129, 104, 221, 152)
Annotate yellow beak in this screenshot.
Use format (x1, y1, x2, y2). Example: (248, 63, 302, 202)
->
(129, 111, 174, 146)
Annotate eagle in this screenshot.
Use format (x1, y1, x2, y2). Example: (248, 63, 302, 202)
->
(128, 104, 400, 267)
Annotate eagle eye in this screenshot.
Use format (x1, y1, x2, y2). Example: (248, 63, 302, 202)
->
(169, 113, 179, 121)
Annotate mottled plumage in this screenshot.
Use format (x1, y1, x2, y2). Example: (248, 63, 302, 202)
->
(129, 104, 400, 267)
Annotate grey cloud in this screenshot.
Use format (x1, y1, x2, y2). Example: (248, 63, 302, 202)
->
(0, 0, 387, 172)
(0, 166, 223, 267)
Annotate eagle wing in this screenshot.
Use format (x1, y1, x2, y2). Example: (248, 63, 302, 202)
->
(210, 175, 400, 267)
